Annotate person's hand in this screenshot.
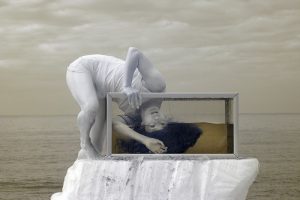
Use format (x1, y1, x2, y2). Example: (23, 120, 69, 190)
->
(144, 138, 168, 154)
(122, 87, 142, 109)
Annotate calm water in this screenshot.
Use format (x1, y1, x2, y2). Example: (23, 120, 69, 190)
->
(0, 114, 299, 200)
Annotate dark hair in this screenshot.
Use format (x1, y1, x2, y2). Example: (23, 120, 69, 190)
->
(119, 122, 202, 154)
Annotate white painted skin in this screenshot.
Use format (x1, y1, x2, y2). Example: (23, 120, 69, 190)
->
(66, 47, 167, 159)
(141, 106, 167, 133)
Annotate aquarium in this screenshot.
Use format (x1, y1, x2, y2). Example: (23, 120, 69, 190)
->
(106, 93, 239, 158)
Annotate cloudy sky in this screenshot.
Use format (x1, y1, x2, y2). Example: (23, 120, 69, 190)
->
(0, 0, 299, 115)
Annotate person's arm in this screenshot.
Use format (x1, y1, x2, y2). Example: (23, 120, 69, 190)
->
(124, 47, 166, 92)
(112, 118, 167, 154)
(122, 47, 166, 109)
(124, 47, 140, 88)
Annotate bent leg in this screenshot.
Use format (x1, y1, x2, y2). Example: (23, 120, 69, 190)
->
(66, 70, 102, 159)
(90, 99, 107, 155)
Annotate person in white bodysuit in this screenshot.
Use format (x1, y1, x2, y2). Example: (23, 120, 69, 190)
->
(66, 47, 167, 159)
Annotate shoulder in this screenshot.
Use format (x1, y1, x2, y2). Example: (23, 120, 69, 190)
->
(128, 47, 142, 55)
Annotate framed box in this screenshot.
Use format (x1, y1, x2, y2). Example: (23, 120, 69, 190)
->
(106, 92, 239, 158)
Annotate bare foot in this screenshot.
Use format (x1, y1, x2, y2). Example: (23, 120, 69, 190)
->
(77, 147, 99, 160)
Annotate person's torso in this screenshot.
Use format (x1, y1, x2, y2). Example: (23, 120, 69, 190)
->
(68, 54, 150, 114)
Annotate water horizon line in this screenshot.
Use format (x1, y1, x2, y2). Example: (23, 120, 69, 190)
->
(1, 112, 300, 118)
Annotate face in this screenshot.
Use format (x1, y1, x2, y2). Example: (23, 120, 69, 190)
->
(141, 106, 167, 132)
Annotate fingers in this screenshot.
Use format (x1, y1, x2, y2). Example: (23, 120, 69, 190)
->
(128, 93, 136, 109)
(128, 94, 134, 108)
(133, 94, 139, 109)
(159, 145, 167, 153)
(127, 93, 135, 108)
(154, 141, 168, 154)
(137, 93, 142, 107)
(161, 146, 168, 153)
(122, 87, 142, 110)
(145, 138, 168, 154)
(128, 94, 132, 107)
(153, 147, 167, 154)
(158, 140, 165, 148)
(128, 92, 142, 109)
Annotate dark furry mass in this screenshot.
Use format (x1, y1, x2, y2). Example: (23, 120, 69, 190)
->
(119, 122, 202, 154)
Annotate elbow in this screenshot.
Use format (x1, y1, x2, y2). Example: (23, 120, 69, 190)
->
(128, 46, 140, 53)
(158, 79, 166, 92)
(128, 47, 142, 58)
(149, 77, 166, 92)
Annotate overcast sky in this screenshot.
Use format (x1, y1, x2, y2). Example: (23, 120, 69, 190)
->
(0, 0, 299, 115)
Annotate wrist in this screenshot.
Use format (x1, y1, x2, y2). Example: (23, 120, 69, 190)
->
(132, 133, 149, 145)
(141, 136, 151, 145)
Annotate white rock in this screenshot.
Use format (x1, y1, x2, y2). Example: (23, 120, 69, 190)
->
(51, 158, 259, 200)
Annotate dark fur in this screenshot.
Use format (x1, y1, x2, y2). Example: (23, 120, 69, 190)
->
(119, 123, 202, 154)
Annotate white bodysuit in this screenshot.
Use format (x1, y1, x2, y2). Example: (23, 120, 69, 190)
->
(67, 55, 149, 115)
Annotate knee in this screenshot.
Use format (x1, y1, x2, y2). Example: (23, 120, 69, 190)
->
(78, 101, 99, 123)
(83, 101, 99, 118)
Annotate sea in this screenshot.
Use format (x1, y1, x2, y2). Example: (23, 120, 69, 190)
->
(0, 114, 299, 200)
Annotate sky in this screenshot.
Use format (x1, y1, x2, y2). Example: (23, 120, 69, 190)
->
(0, 0, 299, 115)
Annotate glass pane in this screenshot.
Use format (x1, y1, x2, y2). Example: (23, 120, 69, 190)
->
(110, 96, 235, 155)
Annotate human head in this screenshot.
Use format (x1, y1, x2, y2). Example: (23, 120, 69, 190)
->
(140, 105, 167, 132)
